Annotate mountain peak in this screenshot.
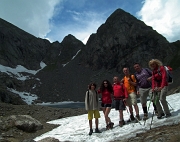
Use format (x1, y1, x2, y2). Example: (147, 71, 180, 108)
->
(106, 8, 137, 24)
(83, 8, 175, 72)
(62, 34, 76, 42)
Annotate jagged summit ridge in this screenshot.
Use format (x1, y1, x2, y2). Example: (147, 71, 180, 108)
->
(81, 8, 175, 72)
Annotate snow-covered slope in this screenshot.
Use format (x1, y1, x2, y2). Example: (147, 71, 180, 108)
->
(34, 93, 180, 142)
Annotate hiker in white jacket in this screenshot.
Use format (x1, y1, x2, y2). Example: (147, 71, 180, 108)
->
(85, 83, 101, 135)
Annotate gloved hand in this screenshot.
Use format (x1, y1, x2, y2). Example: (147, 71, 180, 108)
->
(154, 87, 162, 92)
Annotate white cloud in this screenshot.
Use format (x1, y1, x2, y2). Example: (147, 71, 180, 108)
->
(0, 0, 61, 38)
(47, 11, 106, 44)
(137, 0, 180, 42)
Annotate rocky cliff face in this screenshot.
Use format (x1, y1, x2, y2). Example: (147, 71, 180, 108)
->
(0, 18, 50, 70)
(0, 18, 85, 103)
(81, 9, 176, 72)
(0, 9, 179, 104)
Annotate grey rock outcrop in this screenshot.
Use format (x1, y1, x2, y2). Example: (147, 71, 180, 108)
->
(0, 115, 43, 132)
(37, 137, 60, 142)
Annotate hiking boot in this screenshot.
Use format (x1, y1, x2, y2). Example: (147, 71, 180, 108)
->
(130, 114, 135, 121)
(166, 113, 171, 118)
(119, 121, 123, 127)
(157, 115, 162, 119)
(119, 120, 125, 127)
(157, 113, 165, 119)
(89, 129, 93, 135)
(106, 124, 110, 130)
(136, 114, 141, 121)
(127, 119, 131, 123)
(123, 120, 125, 125)
(109, 122, 114, 129)
(143, 113, 148, 121)
(155, 110, 158, 116)
(95, 128, 101, 133)
(127, 114, 135, 122)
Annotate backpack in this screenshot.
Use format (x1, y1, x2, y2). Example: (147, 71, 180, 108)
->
(158, 66, 173, 84)
(129, 74, 137, 91)
(129, 74, 135, 82)
(145, 68, 152, 76)
(124, 75, 137, 93)
(87, 90, 98, 102)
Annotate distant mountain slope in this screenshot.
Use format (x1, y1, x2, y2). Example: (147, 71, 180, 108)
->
(169, 40, 180, 70)
(0, 9, 180, 104)
(0, 18, 50, 69)
(81, 9, 177, 72)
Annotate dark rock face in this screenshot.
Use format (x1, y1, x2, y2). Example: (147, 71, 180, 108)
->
(0, 18, 85, 103)
(59, 34, 84, 64)
(0, 18, 51, 70)
(0, 9, 179, 104)
(81, 9, 176, 72)
(169, 40, 180, 70)
(0, 72, 27, 105)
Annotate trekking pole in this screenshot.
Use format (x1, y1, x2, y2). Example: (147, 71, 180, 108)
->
(123, 101, 131, 120)
(150, 92, 158, 130)
(167, 102, 174, 111)
(123, 101, 133, 124)
(124, 101, 142, 126)
(144, 92, 154, 126)
(150, 110, 155, 130)
(134, 113, 142, 125)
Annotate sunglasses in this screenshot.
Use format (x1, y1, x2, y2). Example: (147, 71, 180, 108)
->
(104, 82, 108, 84)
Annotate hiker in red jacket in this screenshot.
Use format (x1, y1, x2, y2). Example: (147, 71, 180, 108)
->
(98, 80, 114, 130)
(112, 76, 128, 127)
(149, 59, 171, 119)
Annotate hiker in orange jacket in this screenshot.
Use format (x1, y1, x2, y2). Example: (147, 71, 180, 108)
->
(121, 67, 141, 122)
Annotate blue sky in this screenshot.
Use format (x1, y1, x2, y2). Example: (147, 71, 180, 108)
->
(0, 0, 179, 44)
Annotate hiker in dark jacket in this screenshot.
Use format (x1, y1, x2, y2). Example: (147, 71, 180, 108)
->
(134, 63, 157, 120)
(149, 59, 171, 119)
(85, 83, 101, 135)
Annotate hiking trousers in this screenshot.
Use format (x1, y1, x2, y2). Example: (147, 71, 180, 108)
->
(139, 87, 152, 104)
(155, 86, 170, 115)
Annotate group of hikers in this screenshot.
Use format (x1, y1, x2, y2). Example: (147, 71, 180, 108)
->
(85, 59, 172, 135)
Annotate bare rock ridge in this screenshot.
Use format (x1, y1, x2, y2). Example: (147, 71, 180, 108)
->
(81, 9, 177, 72)
(0, 18, 50, 70)
(0, 8, 180, 104)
